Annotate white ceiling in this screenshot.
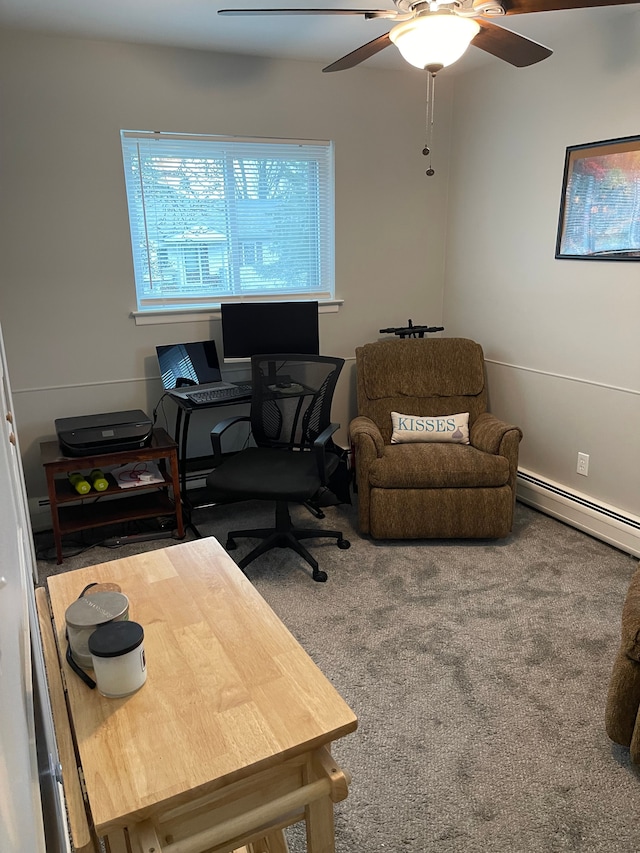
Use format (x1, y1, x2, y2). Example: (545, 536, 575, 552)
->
(0, 0, 636, 75)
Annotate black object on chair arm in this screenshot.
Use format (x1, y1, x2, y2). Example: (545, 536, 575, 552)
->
(313, 423, 340, 481)
(210, 415, 251, 466)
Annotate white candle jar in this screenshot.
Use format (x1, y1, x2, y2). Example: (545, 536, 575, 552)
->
(88, 621, 147, 698)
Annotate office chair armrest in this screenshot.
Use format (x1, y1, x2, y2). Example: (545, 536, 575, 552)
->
(313, 422, 340, 484)
(210, 415, 251, 466)
(470, 412, 523, 456)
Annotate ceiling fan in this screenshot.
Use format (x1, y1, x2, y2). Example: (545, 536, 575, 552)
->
(219, 0, 637, 73)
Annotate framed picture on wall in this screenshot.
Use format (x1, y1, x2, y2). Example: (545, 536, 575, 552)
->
(555, 134, 640, 260)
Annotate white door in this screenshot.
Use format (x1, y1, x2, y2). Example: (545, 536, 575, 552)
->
(0, 322, 67, 853)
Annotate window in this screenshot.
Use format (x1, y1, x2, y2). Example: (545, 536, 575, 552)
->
(120, 131, 335, 314)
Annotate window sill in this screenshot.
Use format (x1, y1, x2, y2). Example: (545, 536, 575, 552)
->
(131, 300, 343, 326)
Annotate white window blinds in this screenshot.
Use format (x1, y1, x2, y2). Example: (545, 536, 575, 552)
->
(120, 131, 335, 313)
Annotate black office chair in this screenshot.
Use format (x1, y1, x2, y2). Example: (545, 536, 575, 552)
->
(205, 354, 351, 582)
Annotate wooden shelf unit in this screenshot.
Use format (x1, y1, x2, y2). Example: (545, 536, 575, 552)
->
(40, 427, 185, 564)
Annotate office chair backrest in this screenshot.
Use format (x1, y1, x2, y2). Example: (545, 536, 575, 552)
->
(250, 354, 345, 450)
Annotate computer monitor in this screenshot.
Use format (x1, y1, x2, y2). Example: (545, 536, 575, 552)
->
(221, 301, 320, 362)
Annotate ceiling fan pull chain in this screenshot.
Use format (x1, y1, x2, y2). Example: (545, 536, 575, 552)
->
(423, 71, 430, 158)
(422, 71, 432, 173)
(423, 69, 436, 177)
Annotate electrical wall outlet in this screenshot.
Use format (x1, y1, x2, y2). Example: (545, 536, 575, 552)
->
(577, 452, 589, 476)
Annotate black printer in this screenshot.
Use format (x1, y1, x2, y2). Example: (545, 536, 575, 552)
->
(55, 410, 153, 457)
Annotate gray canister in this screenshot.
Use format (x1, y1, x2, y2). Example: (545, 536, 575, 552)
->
(65, 591, 129, 668)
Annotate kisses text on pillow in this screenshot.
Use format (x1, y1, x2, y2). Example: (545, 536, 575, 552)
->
(390, 411, 470, 444)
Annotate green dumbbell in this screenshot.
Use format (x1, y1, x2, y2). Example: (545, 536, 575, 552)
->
(68, 472, 91, 495)
(89, 469, 109, 492)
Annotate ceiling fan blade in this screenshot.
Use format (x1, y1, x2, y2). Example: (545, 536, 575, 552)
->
(218, 8, 393, 17)
(502, 0, 638, 13)
(472, 19, 553, 66)
(322, 32, 393, 71)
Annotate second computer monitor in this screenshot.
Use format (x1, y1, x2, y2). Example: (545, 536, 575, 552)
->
(221, 301, 320, 361)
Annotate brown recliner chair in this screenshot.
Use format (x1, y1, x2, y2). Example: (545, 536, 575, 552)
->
(605, 566, 640, 763)
(349, 337, 523, 540)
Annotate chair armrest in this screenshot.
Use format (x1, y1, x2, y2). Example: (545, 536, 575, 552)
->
(471, 413, 522, 503)
(313, 423, 339, 483)
(210, 415, 251, 465)
(348, 416, 384, 537)
(470, 412, 522, 456)
(349, 416, 385, 457)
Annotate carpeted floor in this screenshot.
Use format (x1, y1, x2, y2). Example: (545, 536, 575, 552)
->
(37, 500, 640, 852)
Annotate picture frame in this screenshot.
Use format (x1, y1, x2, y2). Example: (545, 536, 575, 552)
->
(555, 134, 640, 260)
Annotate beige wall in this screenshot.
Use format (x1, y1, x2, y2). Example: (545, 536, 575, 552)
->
(0, 28, 452, 500)
(4, 14, 638, 528)
(443, 8, 640, 519)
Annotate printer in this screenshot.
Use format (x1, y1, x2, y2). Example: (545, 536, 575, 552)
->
(55, 410, 153, 457)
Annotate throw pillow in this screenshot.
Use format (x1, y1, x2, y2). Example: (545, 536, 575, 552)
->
(391, 411, 470, 444)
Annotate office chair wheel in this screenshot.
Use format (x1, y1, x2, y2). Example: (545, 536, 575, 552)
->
(226, 537, 237, 551)
(337, 538, 351, 550)
(313, 568, 328, 583)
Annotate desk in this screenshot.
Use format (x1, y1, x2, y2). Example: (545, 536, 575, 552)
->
(168, 389, 251, 508)
(41, 537, 357, 853)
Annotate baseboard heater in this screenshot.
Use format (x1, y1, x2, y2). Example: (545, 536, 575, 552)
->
(517, 468, 640, 559)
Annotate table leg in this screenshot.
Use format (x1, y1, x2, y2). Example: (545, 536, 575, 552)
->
(179, 410, 190, 501)
(304, 746, 350, 853)
(304, 794, 336, 853)
(243, 830, 290, 853)
(168, 447, 185, 539)
(44, 468, 64, 564)
(103, 828, 130, 852)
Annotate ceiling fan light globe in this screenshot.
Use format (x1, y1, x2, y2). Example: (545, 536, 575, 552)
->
(389, 13, 481, 70)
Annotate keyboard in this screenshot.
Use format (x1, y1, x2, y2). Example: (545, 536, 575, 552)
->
(186, 384, 252, 405)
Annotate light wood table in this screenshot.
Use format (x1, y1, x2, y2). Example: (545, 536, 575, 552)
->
(41, 537, 357, 853)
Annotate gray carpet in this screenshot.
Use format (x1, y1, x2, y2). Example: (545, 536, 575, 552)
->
(38, 500, 640, 852)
